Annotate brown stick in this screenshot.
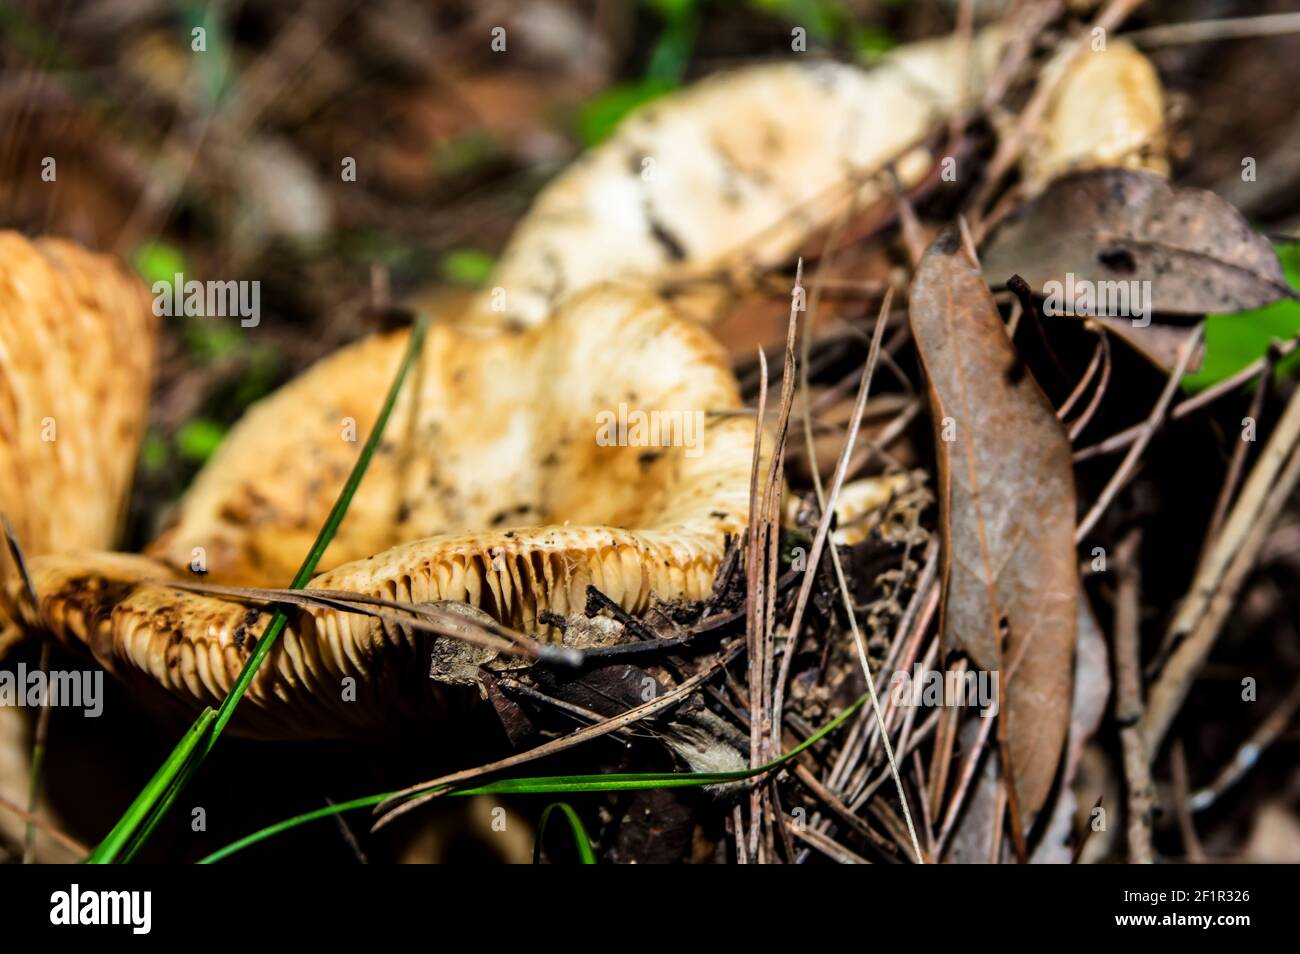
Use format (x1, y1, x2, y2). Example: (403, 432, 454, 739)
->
(372, 643, 744, 830)
(1075, 322, 1204, 542)
(1142, 388, 1300, 753)
(1114, 531, 1154, 863)
(1169, 739, 1206, 863)
(1190, 673, 1300, 813)
(0, 792, 88, 857)
(1073, 334, 1300, 462)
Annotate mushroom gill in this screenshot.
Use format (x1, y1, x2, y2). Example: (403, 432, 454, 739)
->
(0, 233, 156, 652)
(19, 284, 762, 737)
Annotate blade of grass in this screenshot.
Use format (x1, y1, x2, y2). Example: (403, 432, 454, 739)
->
(88, 314, 431, 863)
(534, 803, 596, 864)
(198, 792, 386, 865)
(88, 707, 217, 864)
(199, 690, 867, 863)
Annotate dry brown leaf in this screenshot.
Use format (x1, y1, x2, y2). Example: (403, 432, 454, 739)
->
(982, 169, 1291, 316)
(910, 230, 1078, 828)
(1088, 317, 1205, 374)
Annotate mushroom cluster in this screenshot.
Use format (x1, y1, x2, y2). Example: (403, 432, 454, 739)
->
(1, 29, 1168, 739)
(22, 284, 760, 736)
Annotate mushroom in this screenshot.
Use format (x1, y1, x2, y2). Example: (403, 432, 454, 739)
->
(830, 474, 923, 547)
(461, 29, 1007, 328)
(458, 30, 1168, 329)
(1, 30, 1172, 739)
(18, 284, 764, 737)
(1023, 39, 1168, 194)
(0, 233, 155, 652)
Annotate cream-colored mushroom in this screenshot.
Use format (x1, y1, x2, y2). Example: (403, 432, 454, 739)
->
(146, 283, 750, 588)
(830, 474, 919, 546)
(2, 30, 1173, 741)
(1023, 39, 1168, 194)
(462, 30, 1007, 328)
(20, 284, 763, 737)
(456, 30, 1171, 329)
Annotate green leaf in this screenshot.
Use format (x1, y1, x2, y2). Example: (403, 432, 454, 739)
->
(132, 241, 189, 289)
(197, 793, 385, 865)
(88, 708, 216, 864)
(646, 0, 697, 21)
(184, 322, 244, 363)
(534, 803, 596, 864)
(175, 418, 227, 463)
(184, 1, 232, 107)
(439, 249, 497, 286)
(748, 0, 839, 40)
(138, 431, 169, 473)
(1183, 243, 1300, 392)
(233, 345, 282, 406)
(576, 79, 678, 147)
(430, 131, 499, 178)
(852, 24, 895, 57)
(575, 0, 696, 146)
(644, 7, 697, 85)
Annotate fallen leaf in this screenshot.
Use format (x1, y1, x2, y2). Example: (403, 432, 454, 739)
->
(952, 595, 1108, 862)
(982, 169, 1292, 316)
(1090, 318, 1205, 374)
(1184, 242, 1300, 391)
(910, 230, 1078, 829)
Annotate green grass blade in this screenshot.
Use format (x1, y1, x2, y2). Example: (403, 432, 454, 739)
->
(534, 803, 596, 864)
(198, 691, 866, 863)
(207, 314, 430, 745)
(198, 793, 388, 865)
(87, 707, 216, 864)
(87, 315, 431, 864)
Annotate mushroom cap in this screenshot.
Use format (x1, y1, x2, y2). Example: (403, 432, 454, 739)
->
(462, 30, 1007, 328)
(830, 474, 917, 546)
(1024, 40, 1168, 193)
(22, 284, 763, 737)
(148, 282, 750, 588)
(0, 233, 155, 649)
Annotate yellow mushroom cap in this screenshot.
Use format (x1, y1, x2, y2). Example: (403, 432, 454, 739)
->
(1023, 39, 1168, 193)
(21, 284, 763, 736)
(148, 282, 751, 586)
(830, 474, 917, 546)
(0, 233, 155, 650)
